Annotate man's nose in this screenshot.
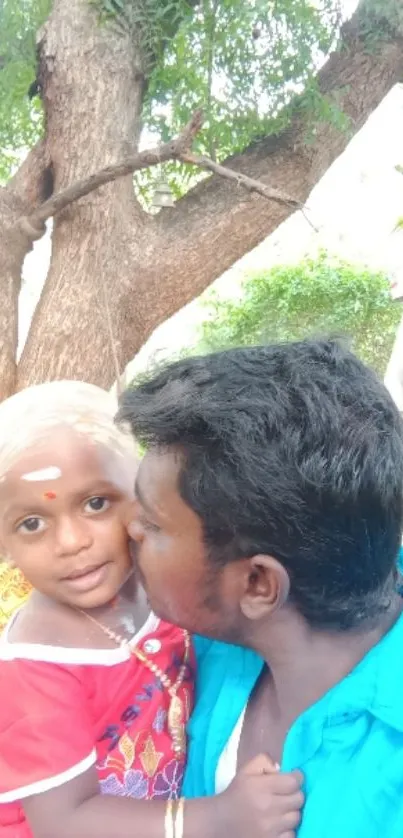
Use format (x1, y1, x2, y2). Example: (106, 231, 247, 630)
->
(55, 516, 93, 556)
(126, 499, 145, 543)
(127, 517, 145, 543)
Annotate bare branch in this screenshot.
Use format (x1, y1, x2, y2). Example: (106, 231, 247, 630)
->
(19, 111, 204, 237)
(179, 151, 303, 210)
(18, 108, 304, 240)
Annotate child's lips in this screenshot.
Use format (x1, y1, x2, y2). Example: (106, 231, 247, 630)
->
(62, 561, 110, 592)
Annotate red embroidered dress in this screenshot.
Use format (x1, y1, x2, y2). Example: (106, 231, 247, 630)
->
(0, 613, 194, 837)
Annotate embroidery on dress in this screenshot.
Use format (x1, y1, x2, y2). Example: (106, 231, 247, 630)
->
(100, 768, 150, 798)
(152, 758, 185, 800)
(97, 639, 193, 800)
(152, 707, 167, 733)
(139, 736, 164, 777)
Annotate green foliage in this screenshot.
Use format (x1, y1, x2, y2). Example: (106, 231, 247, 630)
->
(0, 0, 345, 188)
(143, 0, 342, 152)
(90, 0, 193, 66)
(0, 0, 51, 182)
(137, 0, 344, 202)
(196, 253, 401, 375)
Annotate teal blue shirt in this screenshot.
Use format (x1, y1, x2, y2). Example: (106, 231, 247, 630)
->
(183, 556, 403, 836)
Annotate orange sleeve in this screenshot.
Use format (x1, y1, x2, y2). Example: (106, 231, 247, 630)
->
(0, 658, 96, 802)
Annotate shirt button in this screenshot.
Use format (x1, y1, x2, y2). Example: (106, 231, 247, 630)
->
(143, 638, 162, 654)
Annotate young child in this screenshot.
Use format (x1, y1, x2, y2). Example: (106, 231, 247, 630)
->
(0, 381, 194, 837)
(0, 380, 303, 838)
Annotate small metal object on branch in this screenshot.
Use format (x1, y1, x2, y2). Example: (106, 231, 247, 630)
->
(18, 110, 203, 238)
(152, 180, 175, 209)
(17, 107, 304, 238)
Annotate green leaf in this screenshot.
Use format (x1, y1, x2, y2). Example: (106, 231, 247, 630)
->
(191, 253, 401, 376)
(0, 0, 51, 179)
(0, 0, 351, 191)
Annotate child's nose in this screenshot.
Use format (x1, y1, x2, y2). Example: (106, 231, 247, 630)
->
(55, 516, 93, 556)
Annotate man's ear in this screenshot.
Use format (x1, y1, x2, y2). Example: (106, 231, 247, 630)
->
(240, 554, 290, 621)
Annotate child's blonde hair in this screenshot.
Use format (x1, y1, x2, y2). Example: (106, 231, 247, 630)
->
(0, 380, 138, 481)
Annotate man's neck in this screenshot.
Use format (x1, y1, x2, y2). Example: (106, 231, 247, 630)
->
(248, 595, 403, 729)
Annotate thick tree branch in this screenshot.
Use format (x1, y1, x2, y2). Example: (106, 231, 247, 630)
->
(0, 140, 50, 397)
(9, 139, 51, 208)
(13, 0, 403, 393)
(132, 0, 403, 348)
(19, 109, 304, 237)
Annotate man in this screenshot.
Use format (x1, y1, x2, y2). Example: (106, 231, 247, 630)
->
(118, 339, 403, 837)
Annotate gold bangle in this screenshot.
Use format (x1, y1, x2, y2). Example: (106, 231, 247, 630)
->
(165, 799, 175, 838)
(174, 797, 185, 838)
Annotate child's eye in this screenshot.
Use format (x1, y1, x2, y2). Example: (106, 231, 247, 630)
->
(17, 517, 45, 534)
(84, 496, 110, 514)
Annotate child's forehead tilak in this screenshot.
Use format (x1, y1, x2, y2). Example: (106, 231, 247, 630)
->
(1, 434, 126, 485)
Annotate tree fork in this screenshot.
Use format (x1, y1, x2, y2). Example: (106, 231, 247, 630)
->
(0, 0, 402, 396)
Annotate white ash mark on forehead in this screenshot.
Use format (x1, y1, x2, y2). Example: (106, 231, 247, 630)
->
(21, 466, 62, 482)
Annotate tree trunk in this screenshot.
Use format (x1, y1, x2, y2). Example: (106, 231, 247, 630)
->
(1, 0, 403, 394)
(17, 0, 148, 389)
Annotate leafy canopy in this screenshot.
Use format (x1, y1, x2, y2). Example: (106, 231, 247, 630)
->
(195, 253, 401, 375)
(0, 0, 51, 181)
(0, 0, 343, 189)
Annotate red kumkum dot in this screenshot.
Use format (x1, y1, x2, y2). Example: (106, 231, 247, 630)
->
(44, 491, 57, 500)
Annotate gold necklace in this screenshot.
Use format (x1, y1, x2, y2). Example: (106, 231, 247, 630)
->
(80, 609, 191, 757)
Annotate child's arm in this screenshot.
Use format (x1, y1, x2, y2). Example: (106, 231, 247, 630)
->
(0, 657, 303, 837)
(23, 755, 304, 838)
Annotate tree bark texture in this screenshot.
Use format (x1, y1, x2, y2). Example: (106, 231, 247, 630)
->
(0, 0, 402, 394)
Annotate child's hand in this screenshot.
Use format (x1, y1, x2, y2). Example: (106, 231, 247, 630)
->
(216, 754, 304, 838)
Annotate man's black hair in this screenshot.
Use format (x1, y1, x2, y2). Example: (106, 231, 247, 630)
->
(118, 340, 403, 631)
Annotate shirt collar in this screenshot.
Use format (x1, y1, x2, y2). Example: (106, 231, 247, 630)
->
(282, 607, 403, 772)
(306, 547, 403, 734)
(321, 607, 403, 733)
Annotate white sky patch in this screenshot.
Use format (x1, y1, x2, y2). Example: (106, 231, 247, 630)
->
(21, 466, 62, 482)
